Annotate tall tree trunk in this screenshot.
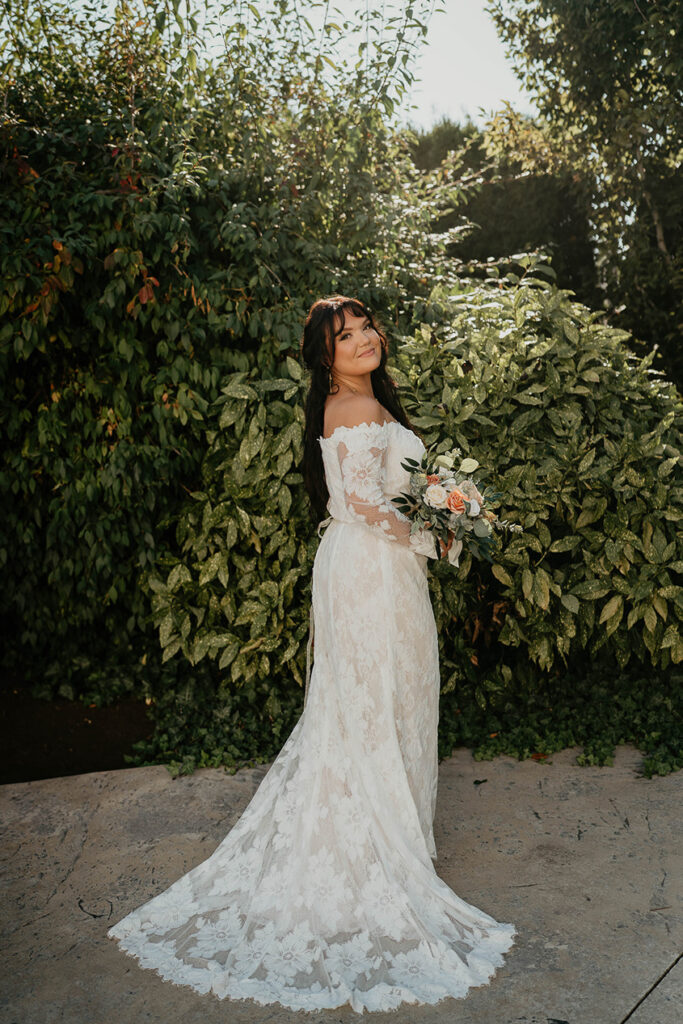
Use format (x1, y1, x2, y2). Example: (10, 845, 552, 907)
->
(642, 187, 672, 269)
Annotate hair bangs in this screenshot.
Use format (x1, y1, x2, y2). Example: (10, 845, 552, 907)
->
(331, 299, 369, 337)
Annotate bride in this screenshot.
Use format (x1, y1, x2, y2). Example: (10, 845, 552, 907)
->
(107, 295, 517, 1013)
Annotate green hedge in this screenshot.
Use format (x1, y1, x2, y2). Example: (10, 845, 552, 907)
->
(3, 1, 680, 778)
(141, 270, 682, 777)
(0, 0, 456, 696)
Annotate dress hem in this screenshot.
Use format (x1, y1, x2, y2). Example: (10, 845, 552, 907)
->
(107, 922, 518, 1015)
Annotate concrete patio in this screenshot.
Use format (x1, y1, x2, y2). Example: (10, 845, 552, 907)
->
(1, 744, 681, 1024)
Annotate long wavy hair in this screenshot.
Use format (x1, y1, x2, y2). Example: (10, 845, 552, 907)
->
(300, 295, 421, 524)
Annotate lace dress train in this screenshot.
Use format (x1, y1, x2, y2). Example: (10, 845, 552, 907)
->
(107, 419, 517, 1013)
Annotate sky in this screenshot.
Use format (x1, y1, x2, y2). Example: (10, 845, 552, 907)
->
(295, 0, 539, 130)
(71, 0, 539, 133)
(191, 0, 539, 132)
(397, 2, 539, 130)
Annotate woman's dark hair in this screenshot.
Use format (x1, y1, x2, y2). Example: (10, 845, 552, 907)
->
(299, 294, 421, 524)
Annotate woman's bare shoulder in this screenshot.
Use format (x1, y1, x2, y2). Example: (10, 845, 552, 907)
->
(323, 394, 386, 437)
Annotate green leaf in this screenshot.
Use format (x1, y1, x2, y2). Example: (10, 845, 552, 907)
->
(159, 613, 174, 647)
(492, 564, 513, 587)
(162, 638, 181, 662)
(644, 606, 658, 633)
(168, 563, 192, 591)
(532, 569, 550, 610)
(572, 580, 611, 599)
(599, 594, 623, 624)
(199, 551, 222, 586)
(285, 356, 303, 382)
(549, 535, 581, 552)
(223, 380, 258, 400)
(560, 593, 580, 614)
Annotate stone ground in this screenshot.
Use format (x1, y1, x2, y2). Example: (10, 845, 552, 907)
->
(1, 744, 681, 1024)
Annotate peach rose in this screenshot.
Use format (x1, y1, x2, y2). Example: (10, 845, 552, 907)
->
(426, 474, 440, 484)
(446, 487, 467, 513)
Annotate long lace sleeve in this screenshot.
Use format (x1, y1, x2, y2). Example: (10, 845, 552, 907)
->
(336, 434, 440, 559)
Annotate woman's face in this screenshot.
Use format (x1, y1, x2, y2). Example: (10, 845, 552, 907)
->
(328, 310, 383, 380)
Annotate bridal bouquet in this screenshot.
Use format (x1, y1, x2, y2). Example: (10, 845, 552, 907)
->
(392, 445, 523, 566)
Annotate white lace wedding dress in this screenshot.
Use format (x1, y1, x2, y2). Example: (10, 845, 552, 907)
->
(108, 418, 517, 1013)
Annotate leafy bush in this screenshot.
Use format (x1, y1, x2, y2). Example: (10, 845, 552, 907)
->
(401, 269, 682, 676)
(488, 0, 683, 387)
(143, 265, 682, 776)
(0, 0, 454, 695)
(410, 113, 600, 318)
(2, 2, 679, 778)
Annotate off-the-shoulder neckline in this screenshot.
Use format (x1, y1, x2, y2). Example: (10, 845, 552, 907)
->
(318, 419, 402, 445)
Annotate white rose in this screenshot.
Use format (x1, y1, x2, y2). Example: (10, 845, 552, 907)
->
(434, 454, 454, 469)
(467, 498, 481, 516)
(424, 484, 448, 509)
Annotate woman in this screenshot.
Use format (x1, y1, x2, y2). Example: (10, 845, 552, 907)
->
(108, 295, 517, 1013)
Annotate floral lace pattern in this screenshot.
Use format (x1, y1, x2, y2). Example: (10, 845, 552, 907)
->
(319, 420, 439, 558)
(108, 418, 517, 1013)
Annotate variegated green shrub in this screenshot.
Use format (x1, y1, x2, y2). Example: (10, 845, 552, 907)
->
(144, 269, 682, 776)
(393, 274, 682, 678)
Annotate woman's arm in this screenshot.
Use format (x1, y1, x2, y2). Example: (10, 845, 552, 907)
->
(328, 397, 441, 558)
